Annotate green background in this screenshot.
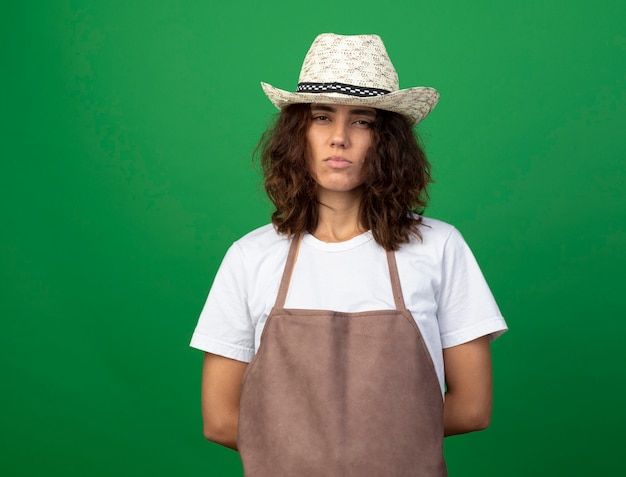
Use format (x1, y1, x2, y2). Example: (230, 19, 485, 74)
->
(2, 1, 624, 476)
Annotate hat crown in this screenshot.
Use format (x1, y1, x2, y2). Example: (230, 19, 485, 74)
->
(297, 34, 399, 92)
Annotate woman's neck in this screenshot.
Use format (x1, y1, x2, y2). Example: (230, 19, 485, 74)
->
(311, 188, 365, 243)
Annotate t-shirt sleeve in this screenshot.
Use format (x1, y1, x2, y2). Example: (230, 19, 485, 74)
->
(189, 243, 255, 362)
(437, 227, 508, 348)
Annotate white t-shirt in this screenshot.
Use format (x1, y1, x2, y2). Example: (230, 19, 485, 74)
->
(190, 217, 507, 394)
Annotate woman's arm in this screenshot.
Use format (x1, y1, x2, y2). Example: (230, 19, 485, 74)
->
(442, 335, 493, 437)
(201, 352, 248, 450)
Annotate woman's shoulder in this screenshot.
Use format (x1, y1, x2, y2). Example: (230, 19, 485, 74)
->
(414, 215, 458, 244)
(235, 223, 287, 244)
(230, 223, 291, 262)
(395, 215, 473, 261)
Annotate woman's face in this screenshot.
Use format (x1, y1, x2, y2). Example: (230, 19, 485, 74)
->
(305, 103, 376, 195)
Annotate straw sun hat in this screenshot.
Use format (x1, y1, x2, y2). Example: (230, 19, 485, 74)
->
(261, 33, 439, 126)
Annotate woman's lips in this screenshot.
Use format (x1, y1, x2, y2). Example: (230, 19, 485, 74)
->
(324, 156, 352, 169)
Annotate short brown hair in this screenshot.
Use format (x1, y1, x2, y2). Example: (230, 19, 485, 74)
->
(255, 104, 432, 251)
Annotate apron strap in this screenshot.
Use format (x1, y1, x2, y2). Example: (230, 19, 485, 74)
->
(274, 234, 302, 308)
(386, 250, 407, 310)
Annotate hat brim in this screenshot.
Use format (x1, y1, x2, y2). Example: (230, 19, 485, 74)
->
(261, 82, 439, 126)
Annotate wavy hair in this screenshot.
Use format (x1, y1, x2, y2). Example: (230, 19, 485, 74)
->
(255, 103, 432, 251)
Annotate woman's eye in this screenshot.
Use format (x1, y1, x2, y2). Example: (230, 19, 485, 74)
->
(354, 120, 372, 127)
(312, 115, 330, 121)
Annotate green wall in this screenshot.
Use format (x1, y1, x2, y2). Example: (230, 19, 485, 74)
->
(2, 1, 624, 475)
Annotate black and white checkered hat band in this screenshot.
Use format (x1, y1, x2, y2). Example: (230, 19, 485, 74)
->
(296, 82, 390, 97)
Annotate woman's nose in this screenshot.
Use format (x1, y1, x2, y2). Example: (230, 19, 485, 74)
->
(330, 121, 349, 148)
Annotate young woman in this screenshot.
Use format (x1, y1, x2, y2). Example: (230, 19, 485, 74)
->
(191, 33, 507, 476)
